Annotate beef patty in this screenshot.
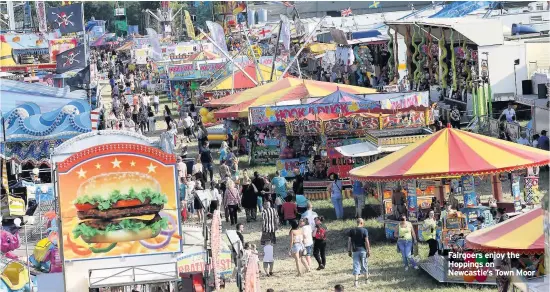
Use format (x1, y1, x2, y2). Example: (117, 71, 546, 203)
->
(80, 214, 162, 230)
(77, 204, 164, 220)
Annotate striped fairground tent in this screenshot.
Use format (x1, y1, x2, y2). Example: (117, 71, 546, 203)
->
(207, 77, 377, 109)
(349, 125, 550, 182)
(465, 208, 544, 253)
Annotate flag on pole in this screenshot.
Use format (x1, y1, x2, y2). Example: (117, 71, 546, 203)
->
(340, 7, 352, 17)
(233, 2, 246, 15)
(369, 1, 381, 9)
(46, 3, 84, 34)
(184, 10, 196, 40)
(56, 45, 85, 74)
(36, 1, 47, 32)
(66, 65, 90, 90)
(206, 21, 229, 55)
(279, 15, 291, 51)
(146, 28, 163, 61)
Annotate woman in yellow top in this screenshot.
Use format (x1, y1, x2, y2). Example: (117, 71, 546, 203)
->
(422, 210, 438, 260)
(394, 214, 419, 271)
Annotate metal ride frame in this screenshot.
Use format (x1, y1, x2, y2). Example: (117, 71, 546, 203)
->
(88, 263, 178, 289)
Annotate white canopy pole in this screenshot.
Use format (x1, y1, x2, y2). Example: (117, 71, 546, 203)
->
(197, 27, 258, 86)
(240, 24, 265, 84)
(279, 16, 327, 79)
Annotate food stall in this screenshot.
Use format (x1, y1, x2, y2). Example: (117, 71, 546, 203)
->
(51, 131, 182, 292)
(349, 126, 550, 285)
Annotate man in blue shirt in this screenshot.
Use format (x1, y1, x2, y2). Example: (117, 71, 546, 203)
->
(352, 181, 366, 218)
(537, 130, 549, 151)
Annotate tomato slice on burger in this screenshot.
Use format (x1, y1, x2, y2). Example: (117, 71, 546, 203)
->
(113, 199, 142, 208)
(75, 203, 96, 211)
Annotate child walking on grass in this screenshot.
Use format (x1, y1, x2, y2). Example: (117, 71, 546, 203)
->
(262, 240, 275, 276)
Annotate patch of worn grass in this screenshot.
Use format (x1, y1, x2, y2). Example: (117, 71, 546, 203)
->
(220, 197, 496, 292)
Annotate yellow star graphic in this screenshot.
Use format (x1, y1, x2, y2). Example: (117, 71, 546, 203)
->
(111, 158, 122, 168)
(77, 168, 87, 178)
(130, 161, 136, 167)
(95, 163, 101, 169)
(146, 163, 157, 173)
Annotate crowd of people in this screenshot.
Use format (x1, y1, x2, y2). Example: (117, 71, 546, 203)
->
(91, 46, 548, 292)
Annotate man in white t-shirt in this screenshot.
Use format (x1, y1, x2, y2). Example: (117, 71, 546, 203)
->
(152, 94, 160, 114)
(301, 202, 318, 231)
(499, 102, 516, 123)
(141, 93, 149, 108)
(181, 113, 194, 143)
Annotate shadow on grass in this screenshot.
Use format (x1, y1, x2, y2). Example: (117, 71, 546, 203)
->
(312, 198, 387, 244)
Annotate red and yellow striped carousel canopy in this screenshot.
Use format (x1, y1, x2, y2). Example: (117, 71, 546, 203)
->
(465, 208, 544, 253)
(349, 126, 550, 182)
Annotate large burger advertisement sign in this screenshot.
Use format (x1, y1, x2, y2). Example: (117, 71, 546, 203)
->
(57, 143, 181, 260)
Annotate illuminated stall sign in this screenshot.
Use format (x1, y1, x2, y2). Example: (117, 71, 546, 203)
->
(250, 102, 379, 125)
(381, 110, 426, 129)
(49, 38, 77, 62)
(56, 143, 181, 261)
(380, 92, 430, 110)
(167, 63, 199, 80)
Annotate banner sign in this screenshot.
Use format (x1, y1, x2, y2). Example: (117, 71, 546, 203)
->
(157, 65, 168, 79)
(406, 180, 418, 222)
(380, 92, 430, 110)
(167, 64, 199, 80)
(512, 172, 522, 212)
(234, 56, 287, 70)
(36, 1, 47, 32)
(133, 38, 149, 49)
(461, 175, 477, 207)
(277, 158, 308, 178)
(56, 143, 181, 261)
(198, 62, 226, 73)
(381, 109, 427, 129)
(135, 48, 148, 64)
(167, 62, 229, 80)
(49, 38, 77, 62)
(249, 102, 379, 125)
(177, 250, 232, 277)
(175, 44, 198, 55)
(184, 10, 196, 39)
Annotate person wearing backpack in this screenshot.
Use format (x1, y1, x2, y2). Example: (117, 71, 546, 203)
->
(313, 216, 327, 270)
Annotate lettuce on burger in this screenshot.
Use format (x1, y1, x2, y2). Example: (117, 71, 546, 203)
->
(72, 172, 169, 243)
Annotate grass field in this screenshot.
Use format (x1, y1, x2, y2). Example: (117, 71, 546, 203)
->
(218, 160, 500, 292)
(221, 198, 496, 292)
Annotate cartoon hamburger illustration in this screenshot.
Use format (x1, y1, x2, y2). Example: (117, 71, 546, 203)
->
(72, 172, 168, 243)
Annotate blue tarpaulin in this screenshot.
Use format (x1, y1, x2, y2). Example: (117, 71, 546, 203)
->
(311, 89, 372, 104)
(430, 1, 493, 18)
